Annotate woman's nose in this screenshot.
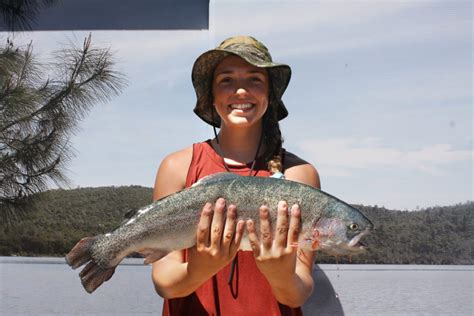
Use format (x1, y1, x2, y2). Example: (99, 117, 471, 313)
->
(235, 87, 248, 96)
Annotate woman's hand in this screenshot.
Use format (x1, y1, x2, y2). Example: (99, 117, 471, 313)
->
(152, 197, 244, 298)
(247, 201, 313, 307)
(247, 201, 300, 280)
(187, 198, 245, 280)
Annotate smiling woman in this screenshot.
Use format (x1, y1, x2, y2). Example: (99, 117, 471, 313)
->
(212, 55, 270, 128)
(151, 35, 320, 315)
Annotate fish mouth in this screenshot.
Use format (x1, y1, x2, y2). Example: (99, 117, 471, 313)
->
(348, 229, 370, 251)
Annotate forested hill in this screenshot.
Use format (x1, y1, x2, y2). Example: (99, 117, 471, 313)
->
(0, 186, 472, 265)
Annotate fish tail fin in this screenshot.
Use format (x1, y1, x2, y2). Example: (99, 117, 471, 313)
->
(65, 236, 99, 269)
(65, 236, 116, 293)
(79, 261, 116, 293)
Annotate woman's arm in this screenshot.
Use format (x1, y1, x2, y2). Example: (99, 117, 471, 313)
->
(151, 147, 192, 298)
(151, 147, 244, 298)
(247, 154, 321, 307)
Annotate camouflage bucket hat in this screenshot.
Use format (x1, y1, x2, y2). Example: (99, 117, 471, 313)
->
(192, 35, 291, 127)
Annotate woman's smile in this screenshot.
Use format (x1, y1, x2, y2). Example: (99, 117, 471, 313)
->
(229, 103, 254, 110)
(229, 103, 256, 116)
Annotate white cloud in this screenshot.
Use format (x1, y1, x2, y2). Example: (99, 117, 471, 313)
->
(210, 0, 469, 60)
(5, 30, 208, 58)
(357, 68, 472, 106)
(211, 0, 421, 38)
(279, 15, 470, 58)
(299, 138, 473, 176)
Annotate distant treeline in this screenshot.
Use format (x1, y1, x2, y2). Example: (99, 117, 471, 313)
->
(0, 186, 472, 265)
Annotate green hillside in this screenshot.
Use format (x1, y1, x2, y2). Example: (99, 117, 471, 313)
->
(0, 186, 472, 264)
(332, 203, 473, 264)
(0, 186, 152, 256)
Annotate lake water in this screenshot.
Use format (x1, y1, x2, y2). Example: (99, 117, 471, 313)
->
(0, 257, 472, 315)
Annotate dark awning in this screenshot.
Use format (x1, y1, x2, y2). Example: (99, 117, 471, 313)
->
(0, 0, 209, 31)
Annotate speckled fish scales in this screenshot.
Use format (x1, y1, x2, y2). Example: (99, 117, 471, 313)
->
(65, 172, 373, 293)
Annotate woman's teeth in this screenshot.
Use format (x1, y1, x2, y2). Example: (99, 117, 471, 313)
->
(230, 103, 253, 110)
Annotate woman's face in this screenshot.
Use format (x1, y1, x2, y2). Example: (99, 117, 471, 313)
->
(212, 55, 269, 128)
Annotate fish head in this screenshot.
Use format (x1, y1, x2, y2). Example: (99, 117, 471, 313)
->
(300, 200, 373, 255)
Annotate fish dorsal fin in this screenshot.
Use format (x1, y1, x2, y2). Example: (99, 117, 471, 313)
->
(192, 172, 240, 187)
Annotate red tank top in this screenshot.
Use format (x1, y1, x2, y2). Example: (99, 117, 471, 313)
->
(162, 141, 303, 316)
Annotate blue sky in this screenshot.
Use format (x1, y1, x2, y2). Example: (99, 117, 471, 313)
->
(4, 0, 472, 210)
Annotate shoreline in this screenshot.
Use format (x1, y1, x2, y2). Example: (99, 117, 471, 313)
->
(1, 256, 473, 269)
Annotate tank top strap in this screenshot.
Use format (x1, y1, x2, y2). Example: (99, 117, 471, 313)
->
(281, 147, 287, 172)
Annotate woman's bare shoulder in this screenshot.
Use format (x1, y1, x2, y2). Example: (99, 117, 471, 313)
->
(283, 150, 321, 189)
(160, 146, 194, 171)
(153, 146, 193, 200)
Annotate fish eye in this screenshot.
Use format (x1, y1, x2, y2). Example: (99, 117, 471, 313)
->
(349, 223, 359, 230)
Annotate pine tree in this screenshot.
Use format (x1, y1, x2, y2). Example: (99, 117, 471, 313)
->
(0, 34, 125, 222)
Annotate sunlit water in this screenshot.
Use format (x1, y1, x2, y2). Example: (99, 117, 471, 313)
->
(1, 257, 472, 315)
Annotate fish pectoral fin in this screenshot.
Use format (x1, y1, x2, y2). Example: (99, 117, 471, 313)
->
(138, 248, 169, 265)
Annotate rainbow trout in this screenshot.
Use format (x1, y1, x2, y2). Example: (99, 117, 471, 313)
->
(66, 173, 373, 293)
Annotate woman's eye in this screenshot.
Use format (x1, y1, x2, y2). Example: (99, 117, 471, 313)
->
(218, 77, 232, 84)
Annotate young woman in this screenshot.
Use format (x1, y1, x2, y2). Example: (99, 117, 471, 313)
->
(152, 36, 320, 316)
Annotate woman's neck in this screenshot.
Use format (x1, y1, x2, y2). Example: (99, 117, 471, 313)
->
(214, 124, 263, 164)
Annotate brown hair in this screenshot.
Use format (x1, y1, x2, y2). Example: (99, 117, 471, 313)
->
(261, 91, 284, 174)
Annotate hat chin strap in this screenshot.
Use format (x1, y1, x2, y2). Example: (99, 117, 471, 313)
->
(211, 105, 220, 143)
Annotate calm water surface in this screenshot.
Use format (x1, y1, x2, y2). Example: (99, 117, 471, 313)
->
(1, 257, 472, 315)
